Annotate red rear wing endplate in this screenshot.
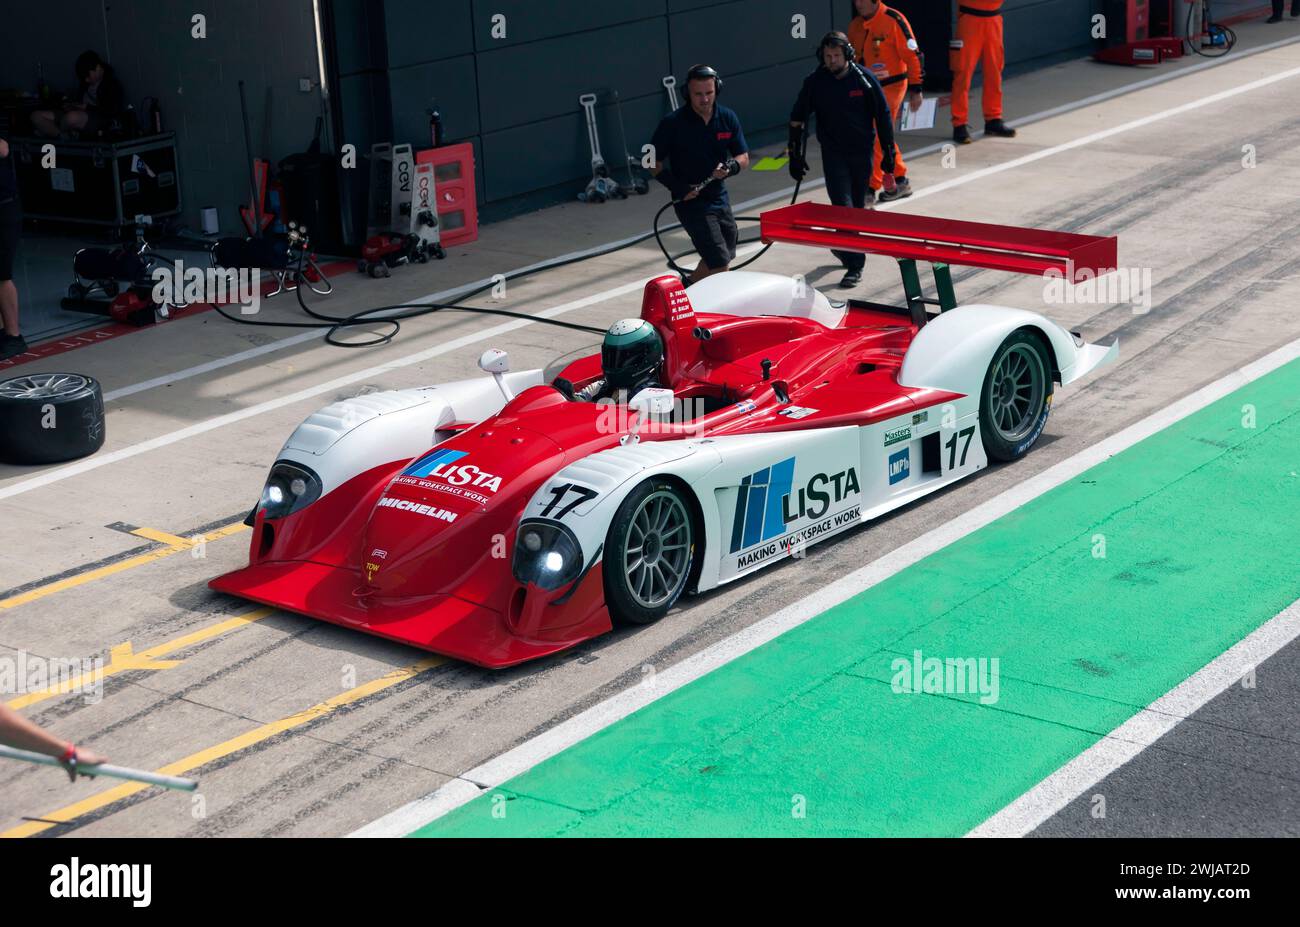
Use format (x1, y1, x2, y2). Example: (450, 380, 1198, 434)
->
(760, 203, 1117, 282)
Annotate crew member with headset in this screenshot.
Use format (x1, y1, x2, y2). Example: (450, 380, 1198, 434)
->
(788, 32, 897, 289)
(649, 65, 750, 287)
(848, 0, 924, 202)
(950, 0, 1016, 144)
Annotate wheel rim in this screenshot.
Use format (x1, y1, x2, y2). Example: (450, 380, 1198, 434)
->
(624, 490, 691, 609)
(0, 373, 91, 401)
(987, 344, 1045, 442)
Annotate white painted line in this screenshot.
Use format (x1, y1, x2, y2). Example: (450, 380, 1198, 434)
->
(351, 332, 1300, 837)
(7, 52, 1297, 505)
(97, 32, 1300, 407)
(967, 596, 1300, 838)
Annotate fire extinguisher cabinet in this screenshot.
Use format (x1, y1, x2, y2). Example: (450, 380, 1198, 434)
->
(415, 142, 478, 248)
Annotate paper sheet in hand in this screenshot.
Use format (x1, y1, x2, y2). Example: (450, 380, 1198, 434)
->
(899, 97, 936, 131)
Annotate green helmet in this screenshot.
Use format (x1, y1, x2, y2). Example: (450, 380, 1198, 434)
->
(601, 318, 664, 389)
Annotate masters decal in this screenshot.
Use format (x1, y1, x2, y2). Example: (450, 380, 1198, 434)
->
(883, 426, 912, 447)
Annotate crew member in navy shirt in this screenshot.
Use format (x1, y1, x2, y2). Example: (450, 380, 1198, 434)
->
(649, 65, 749, 286)
(789, 32, 897, 288)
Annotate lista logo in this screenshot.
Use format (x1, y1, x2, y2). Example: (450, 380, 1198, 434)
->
(403, 448, 503, 493)
(729, 457, 860, 552)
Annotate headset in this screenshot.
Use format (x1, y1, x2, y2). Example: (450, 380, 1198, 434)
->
(679, 64, 723, 100)
(816, 31, 857, 67)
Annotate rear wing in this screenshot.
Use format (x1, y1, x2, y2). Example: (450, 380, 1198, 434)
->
(760, 203, 1117, 322)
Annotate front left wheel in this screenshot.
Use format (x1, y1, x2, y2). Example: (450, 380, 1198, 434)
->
(604, 479, 695, 626)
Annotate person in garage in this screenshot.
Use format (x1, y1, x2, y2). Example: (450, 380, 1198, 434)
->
(31, 50, 126, 140)
(0, 133, 24, 361)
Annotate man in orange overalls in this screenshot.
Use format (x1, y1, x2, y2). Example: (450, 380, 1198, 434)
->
(950, 0, 1016, 144)
(848, 0, 923, 202)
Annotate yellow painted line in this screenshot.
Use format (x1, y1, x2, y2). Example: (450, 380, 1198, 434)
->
(0, 521, 249, 611)
(129, 527, 193, 546)
(5, 607, 275, 710)
(1, 656, 444, 838)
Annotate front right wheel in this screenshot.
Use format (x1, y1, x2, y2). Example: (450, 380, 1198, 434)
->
(979, 330, 1054, 462)
(604, 479, 695, 627)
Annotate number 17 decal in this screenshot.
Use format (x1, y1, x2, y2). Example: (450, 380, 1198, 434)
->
(540, 482, 598, 518)
(944, 426, 975, 470)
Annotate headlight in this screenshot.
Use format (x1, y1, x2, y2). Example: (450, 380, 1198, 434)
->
(259, 461, 322, 519)
(512, 520, 584, 591)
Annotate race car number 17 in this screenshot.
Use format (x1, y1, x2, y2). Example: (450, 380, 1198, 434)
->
(540, 483, 599, 519)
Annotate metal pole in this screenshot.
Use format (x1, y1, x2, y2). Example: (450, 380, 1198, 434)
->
(238, 80, 262, 238)
(0, 745, 198, 792)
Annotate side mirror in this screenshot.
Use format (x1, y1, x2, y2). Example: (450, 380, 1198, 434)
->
(622, 387, 675, 445)
(479, 348, 514, 403)
(629, 387, 675, 417)
(478, 348, 510, 375)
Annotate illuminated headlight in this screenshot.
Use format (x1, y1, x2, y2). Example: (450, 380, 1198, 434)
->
(259, 461, 323, 520)
(512, 520, 584, 591)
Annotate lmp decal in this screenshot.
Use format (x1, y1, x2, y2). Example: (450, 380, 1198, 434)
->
(889, 447, 910, 485)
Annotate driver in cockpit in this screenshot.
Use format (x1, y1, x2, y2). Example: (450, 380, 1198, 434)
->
(573, 318, 668, 403)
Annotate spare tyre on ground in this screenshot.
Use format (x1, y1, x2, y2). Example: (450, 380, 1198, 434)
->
(0, 373, 106, 465)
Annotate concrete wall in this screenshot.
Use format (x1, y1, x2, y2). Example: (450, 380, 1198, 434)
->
(364, 0, 842, 220)
(357, 0, 1137, 222)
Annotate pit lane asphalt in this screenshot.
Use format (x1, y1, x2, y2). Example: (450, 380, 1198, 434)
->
(2, 31, 1299, 836)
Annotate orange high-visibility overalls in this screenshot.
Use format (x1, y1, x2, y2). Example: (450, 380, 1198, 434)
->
(848, 4, 923, 189)
(950, 0, 1005, 127)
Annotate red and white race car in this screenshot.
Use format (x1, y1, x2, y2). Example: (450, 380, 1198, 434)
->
(211, 204, 1119, 668)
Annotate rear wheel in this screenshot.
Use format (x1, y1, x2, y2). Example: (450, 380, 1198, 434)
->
(979, 330, 1053, 462)
(604, 479, 694, 626)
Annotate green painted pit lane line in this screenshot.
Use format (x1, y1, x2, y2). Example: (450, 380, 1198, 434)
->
(414, 360, 1300, 837)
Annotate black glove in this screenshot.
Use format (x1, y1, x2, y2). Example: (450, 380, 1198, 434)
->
(787, 123, 808, 181)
